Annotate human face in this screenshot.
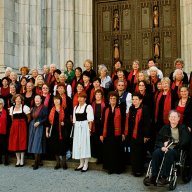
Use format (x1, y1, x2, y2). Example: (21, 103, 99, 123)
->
(54, 98, 61, 106)
(26, 82, 33, 92)
(54, 72, 60, 79)
(84, 62, 91, 71)
(42, 85, 49, 94)
(109, 96, 117, 106)
(43, 66, 49, 74)
(57, 86, 65, 95)
(117, 71, 124, 78)
(100, 68, 107, 78)
(2, 79, 8, 87)
(10, 85, 16, 94)
(157, 82, 162, 91)
(132, 62, 139, 70)
(34, 95, 42, 106)
(138, 82, 146, 92)
(117, 82, 125, 91)
(175, 71, 183, 81)
(37, 76, 44, 86)
(50, 64, 56, 73)
(76, 84, 84, 93)
(175, 62, 183, 69)
(132, 96, 142, 108)
(150, 70, 157, 77)
(10, 73, 17, 81)
(32, 70, 38, 78)
(161, 81, 170, 91)
(75, 69, 81, 78)
(78, 96, 86, 105)
(66, 62, 73, 71)
(114, 61, 121, 70)
(95, 92, 102, 101)
(83, 75, 90, 83)
(169, 112, 180, 126)
(15, 96, 22, 105)
(21, 69, 27, 76)
(21, 78, 27, 86)
(180, 87, 189, 99)
(148, 60, 155, 68)
(93, 80, 100, 89)
(5, 70, 11, 77)
(59, 75, 66, 83)
(138, 72, 145, 81)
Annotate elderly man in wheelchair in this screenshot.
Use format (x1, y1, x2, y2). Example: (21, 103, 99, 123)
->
(144, 110, 191, 186)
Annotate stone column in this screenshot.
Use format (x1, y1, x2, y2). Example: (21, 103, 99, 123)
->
(180, 0, 192, 73)
(0, 0, 5, 76)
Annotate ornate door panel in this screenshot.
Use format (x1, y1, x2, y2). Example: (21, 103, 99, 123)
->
(93, 0, 181, 76)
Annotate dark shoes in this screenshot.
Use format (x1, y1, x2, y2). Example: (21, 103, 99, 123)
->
(134, 172, 143, 177)
(54, 163, 61, 170)
(159, 177, 169, 185)
(143, 176, 157, 186)
(75, 166, 83, 171)
(62, 162, 68, 170)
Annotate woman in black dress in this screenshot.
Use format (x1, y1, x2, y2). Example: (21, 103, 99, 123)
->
(47, 95, 67, 170)
(100, 91, 124, 174)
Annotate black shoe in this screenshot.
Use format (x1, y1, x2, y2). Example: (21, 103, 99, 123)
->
(134, 172, 143, 177)
(159, 177, 169, 185)
(75, 166, 83, 171)
(4, 161, 9, 166)
(143, 176, 156, 186)
(81, 167, 88, 172)
(62, 163, 68, 170)
(15, 163, 20, 167)
(20, 164, 25, 167)
(33, 164, 39, 170)
(54, 163, 60, 170)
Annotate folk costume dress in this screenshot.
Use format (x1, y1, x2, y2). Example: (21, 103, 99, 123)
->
(28, 105, 48, 154)
(72, 104, 94, 159)
(8, 105, 30, 152)
(102, 106, 124, 173)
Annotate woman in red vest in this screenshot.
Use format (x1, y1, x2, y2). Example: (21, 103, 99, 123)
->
(123, 93, 151, 177)
(0, 98, 10, 165)
(100, 91, 124, 174)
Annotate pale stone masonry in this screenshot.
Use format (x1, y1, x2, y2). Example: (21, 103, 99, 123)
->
(0, 0, 191, 75)
(0, 0, 93, 74)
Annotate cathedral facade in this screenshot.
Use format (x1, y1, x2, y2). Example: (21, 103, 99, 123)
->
(0, 0, 191, 74)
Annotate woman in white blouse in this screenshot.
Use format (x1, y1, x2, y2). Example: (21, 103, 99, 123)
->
(72, 92, 94, 172)
(8, 94, 30, 167)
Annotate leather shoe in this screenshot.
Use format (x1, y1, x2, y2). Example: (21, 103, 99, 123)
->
(81, 168, 88, 172)
(75, 167, 83, 171)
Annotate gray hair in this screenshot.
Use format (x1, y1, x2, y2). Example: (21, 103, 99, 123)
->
(168, 110, 181, 118)
(0, 98, 5, 107)
(174, 58, 184, 66)
(98, 64, 109, 75)
(173, 69, 184, 81)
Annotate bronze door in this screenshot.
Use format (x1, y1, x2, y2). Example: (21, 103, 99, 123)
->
(93, 0, 181, 76)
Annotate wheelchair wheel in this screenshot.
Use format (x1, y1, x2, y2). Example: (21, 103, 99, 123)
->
(180, 152, 192, 183)
(169, 178, 177, 191)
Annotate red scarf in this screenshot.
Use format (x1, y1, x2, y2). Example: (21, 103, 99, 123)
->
(103, 107, 121, 137)
(127, 70, 138, 84)
(150, 76, 158, 92)
(134, 84, 139, 93)
(60, 94, 67, 109)
(155, 90, 172, 124)
(91, 100, 105, 133)
(49, 106, 65, 140)
(124, 108, 142, 139)
(0, 87, 10, 97)
(71, 78, 83, 95)
(43, 94, 50, 108)
(0, 109, 7, 134)
(47, 73, 55, 85)
(32, 104, 43, 119)
(171, 81, 183, 97)
(35, 86, 43, 95)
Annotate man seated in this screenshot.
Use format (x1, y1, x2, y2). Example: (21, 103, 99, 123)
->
(146, 110, 190, 185)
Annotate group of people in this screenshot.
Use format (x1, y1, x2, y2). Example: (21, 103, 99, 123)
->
(0, 58, 191, 181)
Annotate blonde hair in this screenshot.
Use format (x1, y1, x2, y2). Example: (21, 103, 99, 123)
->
(35, 75, 44, 86)
(83, 59, 93, 68)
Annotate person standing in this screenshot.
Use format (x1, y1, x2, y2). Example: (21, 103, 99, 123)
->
(72, 92, 94, 172)
(8, 94, 31, 167)
(28, 95, 48, 170)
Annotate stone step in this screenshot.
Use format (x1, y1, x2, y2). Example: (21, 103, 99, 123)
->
(8, 158, 104, 171)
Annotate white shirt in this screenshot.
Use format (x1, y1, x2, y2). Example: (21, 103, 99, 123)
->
(73, 103, 94, 123)
(10, 105, 30, 115)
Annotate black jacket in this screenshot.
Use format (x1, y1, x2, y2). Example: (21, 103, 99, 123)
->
(155, 124, 190, 150)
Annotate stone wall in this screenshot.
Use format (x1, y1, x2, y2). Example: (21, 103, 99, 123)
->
(0, 0, 93, 73)
(180, 0, 192, 73)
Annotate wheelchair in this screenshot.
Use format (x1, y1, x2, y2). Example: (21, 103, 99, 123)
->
(143, 149, 191, 191)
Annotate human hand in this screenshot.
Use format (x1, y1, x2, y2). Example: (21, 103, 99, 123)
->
(100, 136, 104, 143)
(34, 122, 40, 128)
